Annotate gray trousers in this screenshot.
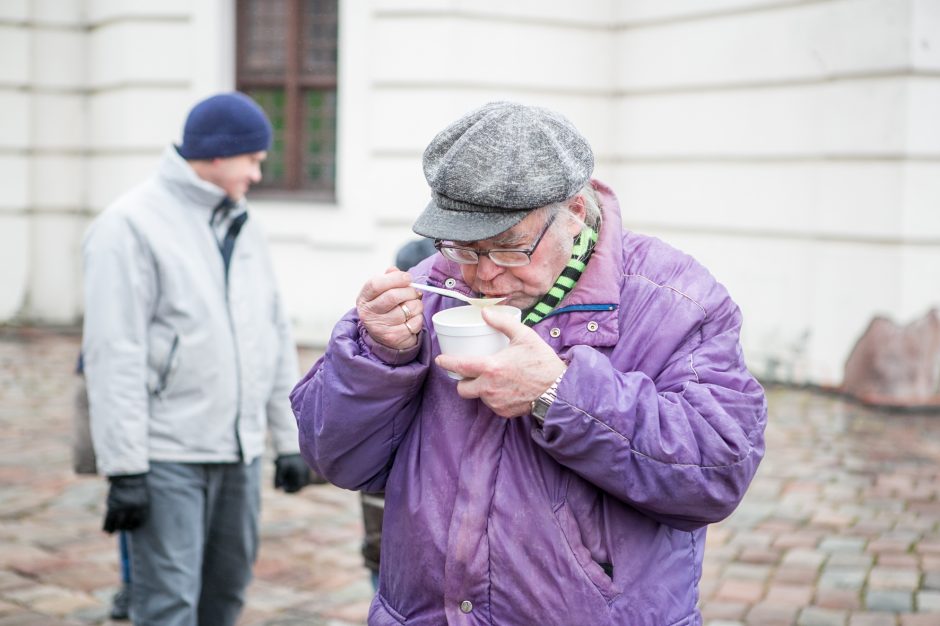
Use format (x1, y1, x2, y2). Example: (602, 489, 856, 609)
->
(128, 459, 261, 626)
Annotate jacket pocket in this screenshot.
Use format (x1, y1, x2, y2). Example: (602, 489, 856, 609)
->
(369, 593, 407, 624)
(553, 500, 622, 605)
(148, 333, 180, 398)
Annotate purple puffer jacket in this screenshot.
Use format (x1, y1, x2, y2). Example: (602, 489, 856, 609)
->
(291, 181, 767, 626)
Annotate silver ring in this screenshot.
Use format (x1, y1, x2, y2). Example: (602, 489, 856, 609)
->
(404, 318, 417, 334)
(400, 303, 411, 321)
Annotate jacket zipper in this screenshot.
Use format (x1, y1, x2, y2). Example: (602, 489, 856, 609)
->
(225, 249, 244, 461)
(153, 334, 179, 398)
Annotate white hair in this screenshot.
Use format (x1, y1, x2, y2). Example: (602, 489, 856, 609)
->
(544, 182, 602, 229)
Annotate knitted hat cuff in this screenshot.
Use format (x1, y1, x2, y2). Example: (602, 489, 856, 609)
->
(178, 129, 271, 160)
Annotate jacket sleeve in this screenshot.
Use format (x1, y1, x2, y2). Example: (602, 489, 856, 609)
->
(533, 288, 767, 532)
(290, 310, 431, 492)
(266, 291, 302, 456)
(81, 213, 156, 476)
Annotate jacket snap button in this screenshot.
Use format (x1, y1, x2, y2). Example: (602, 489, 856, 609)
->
(459, 600, 473, 613)
(444, 278, 457, 288)
(587, 321, 599, 332)
(549, 327, 561, 338)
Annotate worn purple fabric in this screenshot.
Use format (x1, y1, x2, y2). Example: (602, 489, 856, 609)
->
(291, 180, 767, 626)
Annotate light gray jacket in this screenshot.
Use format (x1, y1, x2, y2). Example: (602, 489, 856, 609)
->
(82, 146, 300, 476)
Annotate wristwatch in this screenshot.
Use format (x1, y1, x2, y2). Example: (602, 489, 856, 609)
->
(531, 369, 567, 425)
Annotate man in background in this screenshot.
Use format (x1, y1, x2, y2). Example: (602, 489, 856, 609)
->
(82, 92, 310, 625)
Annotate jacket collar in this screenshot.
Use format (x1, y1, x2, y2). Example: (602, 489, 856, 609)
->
(156, 146, 246, 220)
(550, 180, 623, 313)
(427, 179, 624, 348)
(542, 179, 622, 348)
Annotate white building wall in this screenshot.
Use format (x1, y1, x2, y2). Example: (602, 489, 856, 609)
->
(84, 1, 195, 212)
(608, 0, 940, 384)
(27, 2, 87, 322)
(3, 0, 938, 389)
(0, 1, 87, 322)
(0, 0, 31, 321)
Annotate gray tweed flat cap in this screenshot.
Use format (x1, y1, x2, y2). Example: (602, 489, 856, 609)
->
(412, 101, 594, 241)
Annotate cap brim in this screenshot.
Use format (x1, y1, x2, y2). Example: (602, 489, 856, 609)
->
(412, 199, 531, 242)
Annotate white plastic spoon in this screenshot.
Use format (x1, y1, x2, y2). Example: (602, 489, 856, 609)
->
(410, 282, 506, 307)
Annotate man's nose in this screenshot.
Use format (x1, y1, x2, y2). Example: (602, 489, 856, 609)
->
(474, 254, 504, 281)
(251, 164, 263, 183)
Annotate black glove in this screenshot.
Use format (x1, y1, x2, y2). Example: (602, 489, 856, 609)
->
(103, 473, 149, 534)
(274, 454, 310, 494)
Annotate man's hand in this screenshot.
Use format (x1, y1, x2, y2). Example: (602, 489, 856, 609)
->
(356, 269, 424, 350)
(103, 473, 149, 533)
(435, 307, 566, 418)
(274, 454, 311, 494)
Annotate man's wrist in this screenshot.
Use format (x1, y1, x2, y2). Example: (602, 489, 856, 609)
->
(531, 367, 567, 425)
(358, 320, 421, 365)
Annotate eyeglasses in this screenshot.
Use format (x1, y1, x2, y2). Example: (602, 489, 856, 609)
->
(435, 213, 557, 267)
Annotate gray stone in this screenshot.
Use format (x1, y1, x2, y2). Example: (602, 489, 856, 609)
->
(827, 553, 874, 569)
(864, 589, 913, 612)
(819, 567, 869, 591)
(797, 606, 848, 626)
(917, 590, 940, 612)
(819, 537, 867, 553)
(923, 571, 940, 591)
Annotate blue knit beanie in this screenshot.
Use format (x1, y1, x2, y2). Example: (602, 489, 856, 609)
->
(177, 92, 273, 160)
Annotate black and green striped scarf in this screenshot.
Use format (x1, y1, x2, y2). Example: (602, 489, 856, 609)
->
(522, 224, 599, 327)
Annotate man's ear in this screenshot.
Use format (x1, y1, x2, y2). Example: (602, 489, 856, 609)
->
(565, 195, 587, 235)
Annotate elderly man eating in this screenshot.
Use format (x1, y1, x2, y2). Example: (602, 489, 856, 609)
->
(291, 101, 767, 626)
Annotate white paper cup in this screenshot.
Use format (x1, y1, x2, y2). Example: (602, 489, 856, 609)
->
(432, 304, 522, 380)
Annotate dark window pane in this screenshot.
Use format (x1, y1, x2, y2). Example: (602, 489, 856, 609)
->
(245, 89, 287, 188)
(240, 0, 288, 79)
(302, 0, 338, 77)
(238, 0, 337, 195)
(300, 89, 336, 191)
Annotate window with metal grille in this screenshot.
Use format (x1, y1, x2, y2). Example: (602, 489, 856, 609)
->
(236, 0, 338, 198)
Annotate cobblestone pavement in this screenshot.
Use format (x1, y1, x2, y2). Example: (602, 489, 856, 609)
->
(1, 328, 938, 626)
